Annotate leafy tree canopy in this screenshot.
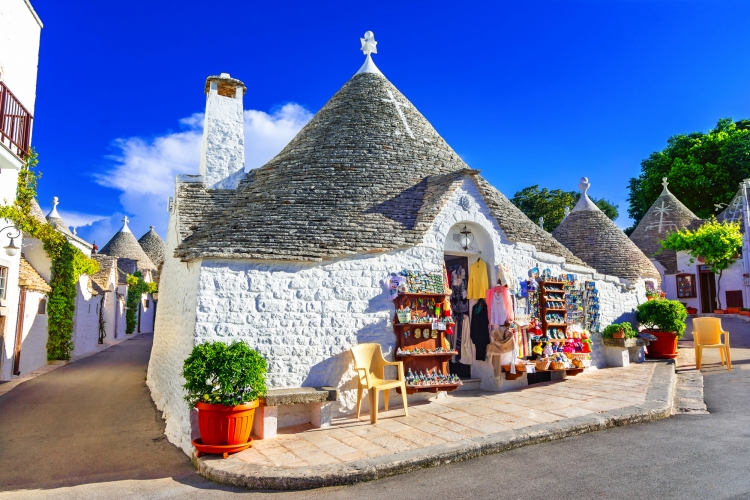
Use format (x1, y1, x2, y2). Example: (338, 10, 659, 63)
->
(627, 118, 750, 228)
(659, 218, 742, 309)
(511, 185, 619, 231)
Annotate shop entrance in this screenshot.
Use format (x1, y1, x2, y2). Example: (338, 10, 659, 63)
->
(699, 266, 717, 313)
(445, 255, 471, 379)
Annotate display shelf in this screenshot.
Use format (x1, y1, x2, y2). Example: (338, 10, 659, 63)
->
(393, 291, 458, 394)
(544, 308, 566, 312)
(540, 280, 568, 338)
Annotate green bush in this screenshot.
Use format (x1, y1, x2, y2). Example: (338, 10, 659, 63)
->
(182, 341, 267, 409)
(636, 299, 687, 338)
(601, 322, 637, 339)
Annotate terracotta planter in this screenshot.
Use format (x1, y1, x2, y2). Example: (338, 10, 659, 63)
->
(740, 311, 750, 317)
(726, 307, 741, 315)
(647, 296, 656, 301)
(645, 330, 679, 359)
(613, 331, 626, 339)
(714, 310, 726, 315)
(196, 400, 259, 446)
(686, 307, 698, 315)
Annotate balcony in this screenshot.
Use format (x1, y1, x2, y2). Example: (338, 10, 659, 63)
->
(0, 81, 33, 162)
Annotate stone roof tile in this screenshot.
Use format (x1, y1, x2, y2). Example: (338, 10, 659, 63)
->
(18, 256, 51, 294)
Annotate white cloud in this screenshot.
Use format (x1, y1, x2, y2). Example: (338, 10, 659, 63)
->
(89, 103, 312, 241)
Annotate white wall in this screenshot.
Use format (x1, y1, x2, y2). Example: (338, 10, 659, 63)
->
(148, 176, 650, 455)
(17, 289, 47, 374)
(137, 295, 155, 334)
(0, 174, 21, 380)
(0, 0, 42, 114)
(147, 206, 202, 454)
(667, 252, 745, 311)
(71, 276, 100, 357)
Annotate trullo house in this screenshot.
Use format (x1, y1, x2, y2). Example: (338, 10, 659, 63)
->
(148, 33, 654, 454)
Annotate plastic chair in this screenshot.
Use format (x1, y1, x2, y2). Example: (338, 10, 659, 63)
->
(692, 318, 731, 371)
(350, 343, 409, 424)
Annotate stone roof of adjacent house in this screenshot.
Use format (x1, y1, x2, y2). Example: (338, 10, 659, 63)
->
(552, 177, 660, 282)
(29, 199, 47, 225)
(18, 256, 51, 294)
(172, 61, 588, 266)
(91, 254, 116, 291)
(138, 226, 166, 269)
(715, 181, 749, 224)
(629, 178, 704, 274)
(45, 196, 72, 236)
(100, 218, 156, 271)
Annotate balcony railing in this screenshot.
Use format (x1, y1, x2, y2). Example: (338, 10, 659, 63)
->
(0, 81, 33, 159)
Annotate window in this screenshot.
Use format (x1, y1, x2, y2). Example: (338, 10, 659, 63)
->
(0, 266, 7, 299)
(38, 298, 47, 315)
(676, 274, 696, 298)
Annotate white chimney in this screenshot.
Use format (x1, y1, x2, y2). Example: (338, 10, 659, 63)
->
(198, 73, 246, 189)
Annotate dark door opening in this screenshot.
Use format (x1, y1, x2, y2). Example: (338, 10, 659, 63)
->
(699, 268, 717, 313)
(445, 255, 472, 379)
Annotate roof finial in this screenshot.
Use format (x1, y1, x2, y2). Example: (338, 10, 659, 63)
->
(661, 176, 670, 194)
(360, 31, 377, 56)
(538, 216, 544, 230)
(121, 216, 132, 234)
(47, 196, 61, 218)
(564, 206, 571, 217)
(356, 31, 383, 76)
(571, 176, 601, 213)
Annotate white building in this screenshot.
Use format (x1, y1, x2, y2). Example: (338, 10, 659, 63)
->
(630, 178, 749, 312)
(147, 36, 657, 455)
(0, 0, 42, 381)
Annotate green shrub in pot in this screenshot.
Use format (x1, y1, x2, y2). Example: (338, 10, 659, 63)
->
(636, 300, 687, 339)
(182, 341, 268, 409)
(601, 322, 637, 339)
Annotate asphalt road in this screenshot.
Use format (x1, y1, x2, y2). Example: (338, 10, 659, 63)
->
(1, 320, 748, 500)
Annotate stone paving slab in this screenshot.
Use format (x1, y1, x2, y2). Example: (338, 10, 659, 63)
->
(194, 362, 675, 490)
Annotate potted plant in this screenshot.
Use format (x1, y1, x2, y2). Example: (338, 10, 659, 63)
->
(726, 306, 741, 315)
(645, 290, 661, 301)
(602, 322, 636, 340)
(636, 299, 687, 359)
(741, 307, 750, 317)
(714, 309, 726, 314)
(182, 341, 267, 455)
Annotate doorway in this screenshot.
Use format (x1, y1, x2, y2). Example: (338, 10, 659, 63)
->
(445, 255, 471, 379)
(699, 267, 717, 313)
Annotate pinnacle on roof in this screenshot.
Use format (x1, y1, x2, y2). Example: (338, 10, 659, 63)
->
(355, 31, 383, 76)
(45, 197, 73, 235)
(138, 226, 166, 269)
(172, 32, 587, 267)
(553, 177, 660, 283)
(629, 177, 703, 274)
(99, 216, 156, 270)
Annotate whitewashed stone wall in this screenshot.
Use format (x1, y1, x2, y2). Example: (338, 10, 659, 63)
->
(667, 251, 745, 311)
(198, 82, 245, 190)
(71, 276, 100, 357)
(17, 289, 47, 374)
(149, 176, 650, 455)
(137, 296, 156, 334)
(0, 0, 42, 115)
(147, 212, 203, 454)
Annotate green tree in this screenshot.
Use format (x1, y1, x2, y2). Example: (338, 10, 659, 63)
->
(659, 219, 742, 309)
(628, 118, 750, 228)
(511, 185, 619, 231)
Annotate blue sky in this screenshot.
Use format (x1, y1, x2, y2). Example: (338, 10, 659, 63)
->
(28, 0, 750, 244)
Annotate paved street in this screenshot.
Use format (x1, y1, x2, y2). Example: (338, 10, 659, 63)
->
(1, 319, 749, 499)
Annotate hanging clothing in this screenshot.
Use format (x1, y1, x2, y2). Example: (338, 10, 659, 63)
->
(450, 266, 469, 314)
(459, 313, 474, 364)
(467, 259, 489, 300)
(486, 286, 514, 326)
(470, 299, 490, 361)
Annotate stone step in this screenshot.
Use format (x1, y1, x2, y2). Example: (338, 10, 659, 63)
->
(456, 378, 481, 391)
(672, 369, 709, 415)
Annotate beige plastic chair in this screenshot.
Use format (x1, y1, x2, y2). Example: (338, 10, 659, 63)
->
(692, 317, 731, 371)
(350, 343, 409, 424)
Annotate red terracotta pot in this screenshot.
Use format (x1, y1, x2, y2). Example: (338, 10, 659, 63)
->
(726, 307, 741, 315)
(196, 400, 259, 446)
(613, 331, 625, 339)
(714, 310, 726, 315)
(741, 311, 750, 317)
(645, 330, 679, 359)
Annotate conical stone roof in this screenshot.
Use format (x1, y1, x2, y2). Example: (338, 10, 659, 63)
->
(45, 196, 72, 236)
(100, 217, 156, 270)
(138, 226, 166, 269)
(174, 52, 586, 267)
(553, 177, 660, 282)
(630, 177, 703, 274)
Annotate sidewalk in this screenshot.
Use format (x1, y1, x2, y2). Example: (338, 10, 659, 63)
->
(196, 361, 674, 490)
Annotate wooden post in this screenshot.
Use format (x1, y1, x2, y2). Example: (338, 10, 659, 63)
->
(13, 288, 27, 375)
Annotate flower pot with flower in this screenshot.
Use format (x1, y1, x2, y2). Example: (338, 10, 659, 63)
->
(182, 341, 267, 458)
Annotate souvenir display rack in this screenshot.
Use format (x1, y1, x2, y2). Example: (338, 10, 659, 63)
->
(540, 280, 568, 340)
(392, 292, 460, 394)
